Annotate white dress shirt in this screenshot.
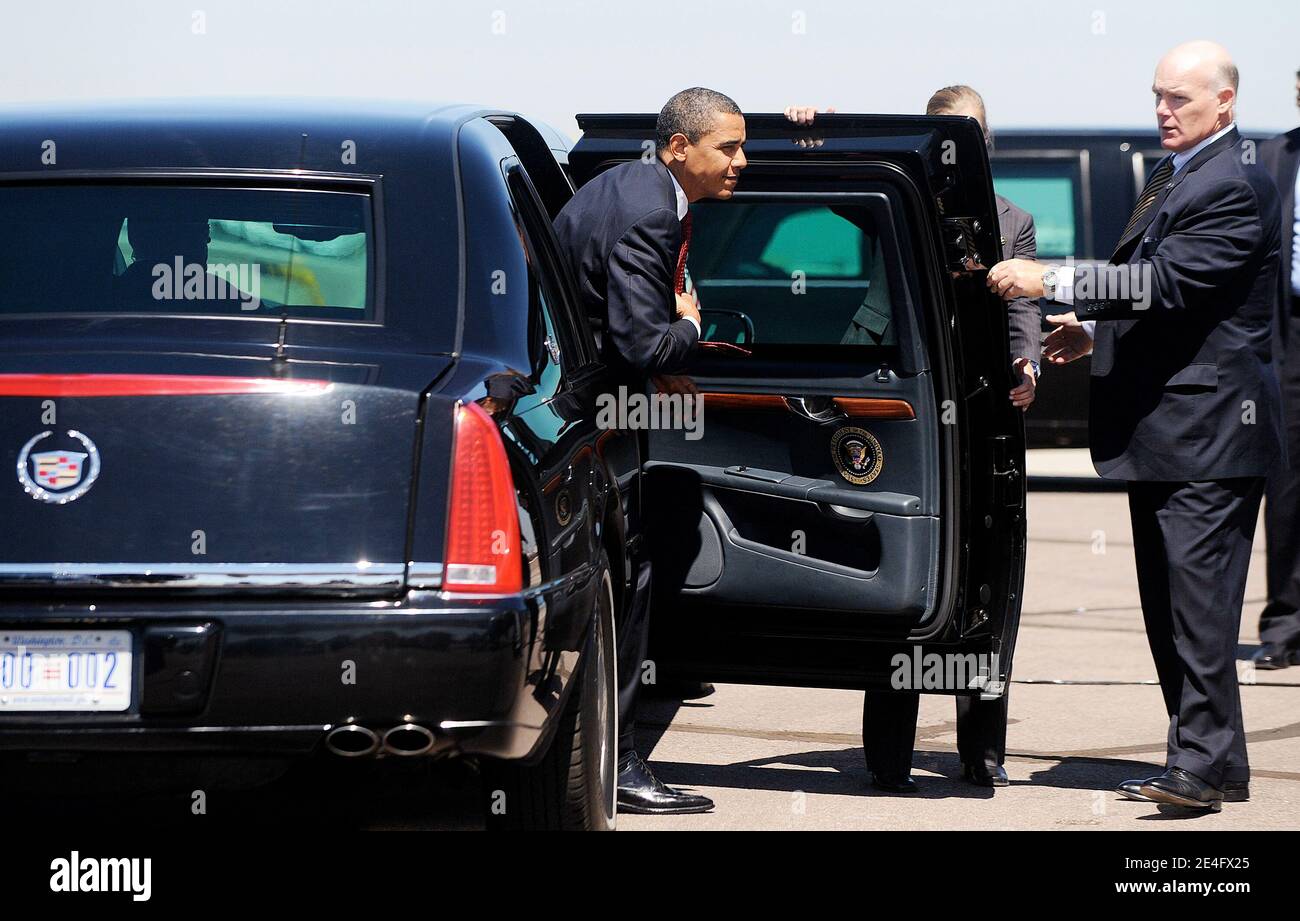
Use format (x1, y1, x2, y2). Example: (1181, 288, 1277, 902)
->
(1056, 124, 1237, 339)
(665, 169, 702, 337)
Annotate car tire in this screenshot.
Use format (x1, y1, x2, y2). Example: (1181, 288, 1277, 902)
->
(482, 559, 617, 831)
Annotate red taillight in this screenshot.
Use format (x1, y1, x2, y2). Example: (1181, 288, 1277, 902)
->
(443, 401, 522, 594)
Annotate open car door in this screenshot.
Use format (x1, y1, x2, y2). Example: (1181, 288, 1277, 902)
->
(567, 114, 1026, 699)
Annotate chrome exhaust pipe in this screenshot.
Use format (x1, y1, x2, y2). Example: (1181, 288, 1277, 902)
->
(325, 724, 380, 758)
(381, 723, 436, 757)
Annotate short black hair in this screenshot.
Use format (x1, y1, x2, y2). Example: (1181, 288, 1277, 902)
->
(655, 87, 741, 153)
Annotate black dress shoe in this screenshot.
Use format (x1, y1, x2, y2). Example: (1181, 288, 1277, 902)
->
(643, 679, 716, 700)
(675, 681, 716, 700)
(1139, 767, 1223, 812)
(962, 763, 1009, 787)
(616, 751, 714, 815)
(1252, 644, 1300, 670)
(870, 771, 918, 793)
(1116, 776, 1160, 801)
(1119, 776, 1249, 803)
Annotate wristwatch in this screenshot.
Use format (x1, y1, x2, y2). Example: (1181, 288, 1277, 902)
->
(1015, 359, 1040, 381)
(1041, 266, 1059, 300)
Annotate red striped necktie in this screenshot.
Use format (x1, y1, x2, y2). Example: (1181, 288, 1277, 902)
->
(674, 211, 693, 294)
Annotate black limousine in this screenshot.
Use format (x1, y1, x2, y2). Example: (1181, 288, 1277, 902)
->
(0, 101, 1026, 830)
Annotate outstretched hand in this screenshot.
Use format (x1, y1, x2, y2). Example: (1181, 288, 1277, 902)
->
(1043, 312, 1094, 365)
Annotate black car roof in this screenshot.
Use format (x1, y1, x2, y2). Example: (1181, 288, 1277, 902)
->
(0, 98, 509, 174)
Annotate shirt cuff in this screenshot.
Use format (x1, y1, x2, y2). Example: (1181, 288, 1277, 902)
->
(684, 314, 701, 338)
(1053, 265, 1074, 305)
(1082, 320, 1096, 339)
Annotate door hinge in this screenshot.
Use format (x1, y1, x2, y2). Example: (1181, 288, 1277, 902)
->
(962, 606, 989, 637)
(990, 435, 1023, 508)
(941, 217, 985, 272)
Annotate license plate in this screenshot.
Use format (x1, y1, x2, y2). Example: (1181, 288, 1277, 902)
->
(0, 630, 132, 711)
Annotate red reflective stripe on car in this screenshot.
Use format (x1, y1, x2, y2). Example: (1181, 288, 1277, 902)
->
(0, 374, 332, 397)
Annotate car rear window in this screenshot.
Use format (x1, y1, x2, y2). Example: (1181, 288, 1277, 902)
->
(0, 184, 374, 320)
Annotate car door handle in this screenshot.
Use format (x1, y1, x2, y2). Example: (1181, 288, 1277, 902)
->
(783, 396, 847, 425)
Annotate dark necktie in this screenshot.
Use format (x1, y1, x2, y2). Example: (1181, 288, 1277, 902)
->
(1118, 158, 1175, 246)
(674, 211, 693, 294)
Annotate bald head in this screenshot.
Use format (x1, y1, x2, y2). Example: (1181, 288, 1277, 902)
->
(1153, 41, 1238, 152)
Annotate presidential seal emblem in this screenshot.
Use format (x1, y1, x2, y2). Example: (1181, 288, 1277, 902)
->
(830, 426, 883, 485)
(16, 430, 101, 504)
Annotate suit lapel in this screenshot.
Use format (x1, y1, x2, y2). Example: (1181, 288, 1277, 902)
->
(1112, 127, 1241, 261)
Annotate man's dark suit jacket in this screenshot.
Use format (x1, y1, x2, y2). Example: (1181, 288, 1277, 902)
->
(1070, 128, 1283, 481)
(1261, 127, 1300, 361)
(996, 194, 1042, 367)
(552, 159, 698, 378)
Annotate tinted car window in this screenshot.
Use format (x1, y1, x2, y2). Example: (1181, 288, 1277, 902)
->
(0, 185, 373, 320)
(515, 267, 565, 416)
(687, 202, 898, 348)
(991, 161, 1081, 259)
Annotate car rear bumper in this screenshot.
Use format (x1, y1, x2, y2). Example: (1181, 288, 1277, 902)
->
(0, 593, 548, 761)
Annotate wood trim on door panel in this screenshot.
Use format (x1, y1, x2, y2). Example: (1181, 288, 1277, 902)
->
(701, 392, 914, 420)
(831, 397, 915, 420)
(701, 393, 788, 412)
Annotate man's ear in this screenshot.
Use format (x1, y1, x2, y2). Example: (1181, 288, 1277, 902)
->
(667, 132, 691, 162)
(1217, 86, 1236, 116)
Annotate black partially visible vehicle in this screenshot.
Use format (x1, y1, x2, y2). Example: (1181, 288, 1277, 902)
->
(988, 128, 1267, 448)
(0, 103, 1027, 830)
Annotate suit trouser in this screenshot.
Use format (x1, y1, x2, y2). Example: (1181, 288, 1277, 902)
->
(1127, 478, 1262, 789)
(616, 418, 655, 759)
(861, 690, 1009, 777)
(1262, 324, 1300, 650)
(617, 556, 653, 757)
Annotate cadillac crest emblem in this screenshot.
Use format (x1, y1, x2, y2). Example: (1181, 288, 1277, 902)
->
(17, 430, 101, 504)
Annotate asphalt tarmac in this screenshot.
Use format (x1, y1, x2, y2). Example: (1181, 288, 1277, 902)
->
(619, 490, 1300, 830)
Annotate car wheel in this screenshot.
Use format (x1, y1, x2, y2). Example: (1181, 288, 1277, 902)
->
(482, 558, 617, 831)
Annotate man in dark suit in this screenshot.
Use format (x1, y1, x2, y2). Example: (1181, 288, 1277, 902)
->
(786, 88, 1038, 792)
(1255, 72, 1300, 670)
(552, 86, 747, 814)
(989, 41, 1283, 810)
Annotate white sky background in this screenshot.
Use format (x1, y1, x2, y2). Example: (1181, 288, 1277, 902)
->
(1, 0, 1296, 138)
